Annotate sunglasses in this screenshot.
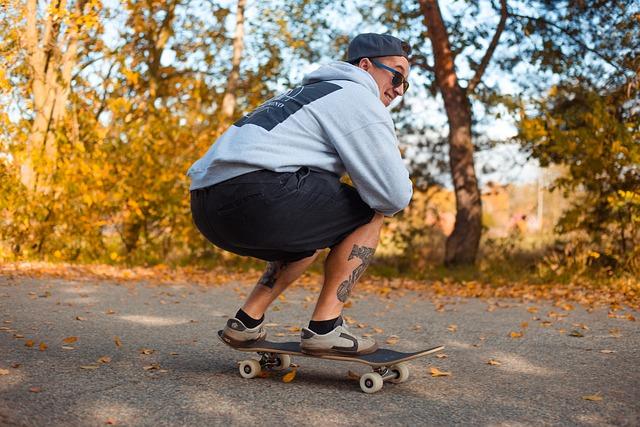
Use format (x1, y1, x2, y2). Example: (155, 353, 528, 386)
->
(371, 59, 409, 93)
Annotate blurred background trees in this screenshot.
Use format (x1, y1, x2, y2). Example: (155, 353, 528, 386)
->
(0, 0, 637, 280)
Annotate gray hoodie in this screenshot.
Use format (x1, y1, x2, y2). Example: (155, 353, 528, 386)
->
(187, 61, 412, 216)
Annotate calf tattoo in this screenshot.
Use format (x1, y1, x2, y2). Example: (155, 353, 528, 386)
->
(258, 261, 288, 290)
(336, 245, 375, 303)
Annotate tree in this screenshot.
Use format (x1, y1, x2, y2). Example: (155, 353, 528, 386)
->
(418, 0, 507, 265)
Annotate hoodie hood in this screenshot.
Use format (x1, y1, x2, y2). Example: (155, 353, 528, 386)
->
(302, 61, 380, 98)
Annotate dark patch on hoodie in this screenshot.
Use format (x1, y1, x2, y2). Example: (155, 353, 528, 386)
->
(234, 82, 342, 131)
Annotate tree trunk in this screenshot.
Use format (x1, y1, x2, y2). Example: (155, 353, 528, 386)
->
(21, 0, 85, 191)
(419, 0, 483, 265)
(219, 0, 246, 121)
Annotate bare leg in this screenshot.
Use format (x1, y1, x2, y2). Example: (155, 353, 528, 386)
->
(311, 213, 384, 321)
(241, 251, 319, 319)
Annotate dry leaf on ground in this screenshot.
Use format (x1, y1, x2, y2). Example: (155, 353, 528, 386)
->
(25, 340, 35, 347)
(600, 349, 616, 354)
(430, 367, 451, 377)
(139, 348, 154, 355)
(80, 365, 100, 370)
(569, 330, 584, 337)
(436, 354, 448, 359)
(386, 335, 399, 345)
(29, 387, 42, 393)
(143, 364, 160, 371)
(63, 336, 78, 344)
(0, 369, 9, 375)
(114, 336, 122, 348)
(447, 324, 458, 332)
(98, 356, 111, 364)
(510, 331, 523, 338)
(583, 394, 603, 401)
(39, 342, 47, 351)
(282, 369, 297, 383)
(487, 359, 501, 366)
(347, 370, 360, 380)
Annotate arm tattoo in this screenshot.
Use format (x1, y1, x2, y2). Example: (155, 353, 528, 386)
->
(258, 261, 288, 290)
(336, 245, 375, 303)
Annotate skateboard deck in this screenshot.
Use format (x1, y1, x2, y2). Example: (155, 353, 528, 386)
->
(217, 330, 444, 393)
(217, 330, 443, 367)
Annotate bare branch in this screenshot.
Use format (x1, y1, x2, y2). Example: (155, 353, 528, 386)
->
(467, 0, 507, 93)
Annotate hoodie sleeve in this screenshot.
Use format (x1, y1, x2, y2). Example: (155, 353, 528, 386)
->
(327, 119, 413, 216)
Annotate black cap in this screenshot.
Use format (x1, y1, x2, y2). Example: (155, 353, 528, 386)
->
(347, 33, 411, 63)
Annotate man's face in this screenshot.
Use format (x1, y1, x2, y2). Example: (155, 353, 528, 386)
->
(359, 56, 410, 107)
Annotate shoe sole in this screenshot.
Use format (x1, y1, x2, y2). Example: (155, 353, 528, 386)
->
(221, 332, 266, 348)
(300, 343, 378, 357)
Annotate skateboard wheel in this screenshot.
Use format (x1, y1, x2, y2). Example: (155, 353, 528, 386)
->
(388, 363, 409, 384)
(272, 354, 291, 371)
(360, 372, 383, 394)
(239, 359, 261, 379)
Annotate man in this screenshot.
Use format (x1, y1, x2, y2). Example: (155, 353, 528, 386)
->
(188, 33, 412, 356)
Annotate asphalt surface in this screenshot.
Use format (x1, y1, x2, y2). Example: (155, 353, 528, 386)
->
(0, 275, 639, 426)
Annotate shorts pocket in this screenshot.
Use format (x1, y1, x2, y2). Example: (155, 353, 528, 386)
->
(216, 192, 264, 217)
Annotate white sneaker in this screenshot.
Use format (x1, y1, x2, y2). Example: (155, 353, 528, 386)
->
(300, 317, 378, 356)
(221, 317, 266, 347)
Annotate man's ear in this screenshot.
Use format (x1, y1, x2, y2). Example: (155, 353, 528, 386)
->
(358, 58, 371, 71)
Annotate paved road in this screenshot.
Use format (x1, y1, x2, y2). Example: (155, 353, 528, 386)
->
(0, 275, 638, 426)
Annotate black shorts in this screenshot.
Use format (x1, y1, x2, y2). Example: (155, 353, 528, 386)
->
(190, 167, 375, 262)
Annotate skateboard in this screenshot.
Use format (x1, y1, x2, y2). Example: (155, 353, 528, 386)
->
(217, 330, 444, 393)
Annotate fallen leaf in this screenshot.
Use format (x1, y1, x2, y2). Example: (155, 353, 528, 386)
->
(373, 327, 384, 334)
(63, 336, 78, 344)
(356, 323, 366, 329)
(14, 334, 24, 338)
(347, 370, 360, 380)
(569, 330, 584, 337)
(282, 369, 297, 383)
(583, 394, 603, 401)
(609, 328, 622, 338)
(75, 316, 86, 321)
(29, 387, 42, 393)
(600, 349, 616, 354)
(627, 314, 636, 321)
(80, 365, 100, 370)
(572, 323, 590, 330)
(527, 307, 538, 313)
(447, 324, 458, 333)
(487, 359, 501, 366)
(105, 310, 116, 315)
(436, 354, 448, 359)
(521, 322, 529, 329)
(429, 367, 451, 377)
(39, 342, 47, 351)
(98, 356, 111, 364)
(0, 369, 9, 375)
(509, 331, 523, 338)
(386, 335, 399, 345)
(287, 326, 301, 333)
(25, 340, 35, 347)
(62, 346, 75, 350)
(105, 418, 117, 425)
(114, 336, 122, 348)
(412, 324, 422, 331)
(540, 321, 552, 327)
(139, 348, 154, 355)
(143, 364, 160, 371)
